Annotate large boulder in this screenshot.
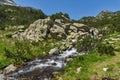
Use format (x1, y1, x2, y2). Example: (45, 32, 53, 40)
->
(72, 23, 89, 32)
(49, 48, 60, 55)
(4, 64, 17, 74)
(12, 16, 90, 42)
(50, 24, 67, 39)
(23, 17, 52, 42)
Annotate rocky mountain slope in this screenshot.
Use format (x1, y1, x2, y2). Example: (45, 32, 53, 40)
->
(79, 10, 120, 35)
(0, 0, 16, 5)
(80, 10, 118, 22)
(96, 10, 114, 19)
(12, 16, 90, 43)
(0, 3, 120, 80)
(0, 4, 47, 30)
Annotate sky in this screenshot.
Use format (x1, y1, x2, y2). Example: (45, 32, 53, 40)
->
(13, 0, 120, 20)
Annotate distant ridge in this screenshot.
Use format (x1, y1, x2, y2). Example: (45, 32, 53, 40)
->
(0, 0, 17, 6)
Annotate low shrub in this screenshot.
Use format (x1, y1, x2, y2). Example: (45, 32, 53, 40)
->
(76, 35, 114, 55)
(4, 40, 33, 63)
(97, 42, 115, 55)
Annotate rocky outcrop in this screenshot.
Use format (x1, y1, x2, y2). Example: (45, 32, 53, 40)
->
(49, 48, 60, 55)
(4, 64, 17, 74)
(96, 10, 113, 19)
(12, 16, 89, 42)
(0, 0, 16, 6)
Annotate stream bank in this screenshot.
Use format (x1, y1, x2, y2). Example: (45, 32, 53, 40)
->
(0, 48, 84, 80)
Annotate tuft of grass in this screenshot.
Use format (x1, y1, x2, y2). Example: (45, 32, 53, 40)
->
(0, 33, 62, 68)
(53, 51, 108, 80)
(53, 51, 120, 80)
(53, 33, 120, 80)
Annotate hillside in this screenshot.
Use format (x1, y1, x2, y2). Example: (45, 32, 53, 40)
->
(79, 10, 120, 34)
(0, 0, 16, 5)
(0, 3, 120, 79)
(52, 10, 120, 80)
(0, 4, 47, 30)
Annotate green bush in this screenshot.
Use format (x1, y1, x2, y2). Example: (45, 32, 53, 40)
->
(76, 35, 100, 52)
(5, 33, 12, 38)
(76, 35, 114, 55)
(4, 40, 33, 62)
(76, 35, 92, 51)
(50, 12, 70, 21)
(0, 5, 47, 30)
(79, 11, 120, 35)
(97, 42, 115, 55)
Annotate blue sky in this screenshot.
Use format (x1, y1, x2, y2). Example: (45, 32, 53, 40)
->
(13, 0, 120, 20)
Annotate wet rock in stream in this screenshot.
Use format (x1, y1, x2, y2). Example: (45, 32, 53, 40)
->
(2, 48, 79, 80)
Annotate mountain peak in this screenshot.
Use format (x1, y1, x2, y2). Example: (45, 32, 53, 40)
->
(96, 10, 113, 19)
(101, 10, 111, 13)
(0, 0, 16, 6)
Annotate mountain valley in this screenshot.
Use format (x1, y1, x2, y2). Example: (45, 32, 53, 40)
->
(0, 1, 120, 80)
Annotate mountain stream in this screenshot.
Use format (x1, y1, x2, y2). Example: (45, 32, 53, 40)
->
(0, 48, 83, 80)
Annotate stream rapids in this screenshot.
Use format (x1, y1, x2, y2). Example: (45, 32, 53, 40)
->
(0, 48, 83, 80)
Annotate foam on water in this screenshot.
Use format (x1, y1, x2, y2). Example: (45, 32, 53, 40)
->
(0, 74, 4, 79)
(3, 48, 78, 80)
(60, 48, 77, 58)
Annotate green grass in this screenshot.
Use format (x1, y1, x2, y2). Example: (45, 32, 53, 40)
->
(52, 33, 120, 80)
(0, 31, 62, 68)
(0, 26, 120, 80)
(53, 52, 120, 80)
(104, 32, 120, 51)
(53, 52, 111, 80)
(0, 38, 15, 68)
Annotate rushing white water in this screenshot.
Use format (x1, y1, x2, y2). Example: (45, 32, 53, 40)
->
(1, 48, 79, 80)
(0, 74, 4, 79)
(60, 48, 77, 58)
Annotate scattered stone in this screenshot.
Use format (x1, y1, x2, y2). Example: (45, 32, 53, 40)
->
(108, 41, 114, 44)
(68, 44, 74, 50)
(12, 17, 89, 43)
(49, 48, 60, 55)
(18, 25, 24, 29)
(53, 72, 59, 75)
(102, 77, 114, 80)
(76, 67, 82, 73)
(0, 70, 2, 74)
(0, 35, 3, 38)
(50, 24, 66, 39)
(51, 62, 57, 66)
(34, 67, 41, 72)
(21, 78, 29, 80)
(60, 45, 67, 51)
(90, 27, 99, 38)
(103, 68, 108, 72)
(78, 52, 85, 56)
(4, 64, 17, 74)
(43, 52, 46, 55)
(71, 39, 77, 43)
(92, 75, 99, 80)
(65, 58, 73, 62)
(50, 60, 57, 65)
(58, 77, 63, 80)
